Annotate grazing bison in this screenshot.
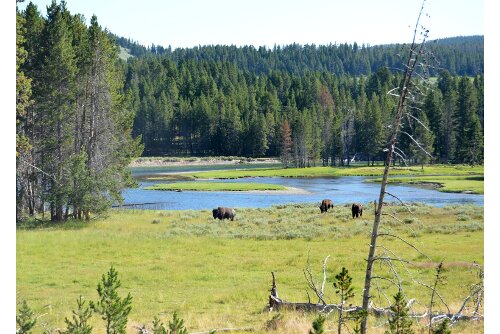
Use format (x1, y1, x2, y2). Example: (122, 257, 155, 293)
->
(212, 207, 236, 221)
(351, 203, 363, 218)
(319, 199, 334, 213)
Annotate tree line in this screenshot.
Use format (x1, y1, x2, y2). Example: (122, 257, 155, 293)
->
(113, 35, 483, 77)
(16, 1, 142, 222)
(124, 54, 483, 167)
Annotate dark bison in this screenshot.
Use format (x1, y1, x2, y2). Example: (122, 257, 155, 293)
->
(319, 199, 334, 213)
(212, 207, 236, 221)
(351, 203, 363, 218)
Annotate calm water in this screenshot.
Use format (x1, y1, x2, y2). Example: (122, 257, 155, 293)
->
(119, 165, 484, 210)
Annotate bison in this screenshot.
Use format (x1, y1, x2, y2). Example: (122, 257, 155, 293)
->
(212, 207, 236, 221)
(351, 203, 363, 218)
(319, 199, 334, 213)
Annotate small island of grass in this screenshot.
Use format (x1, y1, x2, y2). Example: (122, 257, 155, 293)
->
(369, 175, 484, 194)
(144, 181, 287, 192)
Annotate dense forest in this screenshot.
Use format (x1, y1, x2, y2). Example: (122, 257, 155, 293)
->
(121, 40, 483, 164)
(113, 34, 483, 77)
(16, 1, 484, 221)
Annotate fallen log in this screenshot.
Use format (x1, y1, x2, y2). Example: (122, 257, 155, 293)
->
(267, 272, 483, 323)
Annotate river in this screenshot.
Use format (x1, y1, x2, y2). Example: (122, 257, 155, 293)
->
(118, 165, 484, 210)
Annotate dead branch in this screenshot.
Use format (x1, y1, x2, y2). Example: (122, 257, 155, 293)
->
(383, 192, 414, 214)
(401, 130, 434, 158)
(303, 256, 330, 305)
(377, 233, 431, 260)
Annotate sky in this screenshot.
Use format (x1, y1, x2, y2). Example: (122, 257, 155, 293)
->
(16, 0, 484, 48)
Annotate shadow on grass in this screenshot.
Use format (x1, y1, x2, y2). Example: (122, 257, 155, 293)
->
(16, 217, 92, 230)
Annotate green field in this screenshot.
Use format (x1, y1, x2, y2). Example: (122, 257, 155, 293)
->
(372, 175, 484, 194)
(144, 181, 287, 192)
(182, 164, 483, 179)
(17, 203, 484, 333)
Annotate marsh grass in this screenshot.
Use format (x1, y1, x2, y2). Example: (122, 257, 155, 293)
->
(17, 203, 483, 333)
(372, 175, 484, 194)
(183, 164, 483, 179)
(144, 182, 287, 192)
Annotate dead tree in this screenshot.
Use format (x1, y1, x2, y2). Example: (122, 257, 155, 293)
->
(359, 1, 433, 332)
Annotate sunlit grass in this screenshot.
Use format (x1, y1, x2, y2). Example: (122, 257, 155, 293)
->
(372, 175, 484, 194)
(183, 164, 484, 179)
(144, 181, 287, 191)
(17, 203, 483, 333)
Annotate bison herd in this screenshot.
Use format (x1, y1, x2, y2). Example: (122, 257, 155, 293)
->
(212, 200, 364, 221)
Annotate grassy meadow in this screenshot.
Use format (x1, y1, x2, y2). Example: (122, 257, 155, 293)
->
(17, 203, 484, 333)
(371, 175, 484, 194)
(145, 181, 287, 192)
(185, 164, 484, 179)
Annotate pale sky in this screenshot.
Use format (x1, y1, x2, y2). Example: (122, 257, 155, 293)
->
(16, 0, 484, 48)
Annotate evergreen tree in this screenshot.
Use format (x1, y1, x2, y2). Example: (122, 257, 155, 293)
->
(410, 111, 434, 167)
(16, 300, 37, 334)
(151, 316, 167, 334)
(454, 76, 483, 165)
(90, 266, 133, 334)
(422, 90, 443, 160)
(167, 312, 188, 334)
(309, 314, 326, 334)
(384, 291, 414, 334)
(333, 267, 355, 334)
(16, 8, 33, 220)
(36, 0, 78, 221)
(62, 296, 93, 334)
(280, 119, 293, 167)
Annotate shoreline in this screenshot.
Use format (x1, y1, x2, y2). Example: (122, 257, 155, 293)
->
(129, 157, 282, 168)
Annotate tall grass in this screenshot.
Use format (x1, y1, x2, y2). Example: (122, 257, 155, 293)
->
(17, 203, 483, 333)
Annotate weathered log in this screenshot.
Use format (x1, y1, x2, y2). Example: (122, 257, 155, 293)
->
(267, 272, 483, 323)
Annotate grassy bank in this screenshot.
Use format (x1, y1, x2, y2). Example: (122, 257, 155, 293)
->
(144, 181, 287, 192)
(183, 164, 484, 179)
(371, 175, 484, 194)
(17, 203, 483, 333)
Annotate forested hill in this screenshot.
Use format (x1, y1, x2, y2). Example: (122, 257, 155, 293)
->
(111, 34, 484, 77)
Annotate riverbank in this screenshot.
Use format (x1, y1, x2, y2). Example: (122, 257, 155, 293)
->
(129, 156, 281, 167)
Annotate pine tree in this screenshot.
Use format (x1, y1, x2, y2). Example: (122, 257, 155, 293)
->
(16, 300, 37, 334)
(280, 120, 293, 167)
(309, 314, 326, 334)
(385, 291, 414, 334)
(422, 90, 443, 160)
(333, 267, 355, 334)
(454, 76, 483, 165)
(410, 111, 434, 167)
(62, 296, 93, 334)
(168, 312, 188, 334)
(90, 266, 133, 334)
(151, 316, 167, 334)
(16, 9, 33, 220)
(36, 0, 78, 221)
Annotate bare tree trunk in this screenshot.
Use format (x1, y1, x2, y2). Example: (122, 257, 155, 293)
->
(359, 3, 428, 332)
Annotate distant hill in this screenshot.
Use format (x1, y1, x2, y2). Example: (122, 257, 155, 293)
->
(110, 34, 483, 77)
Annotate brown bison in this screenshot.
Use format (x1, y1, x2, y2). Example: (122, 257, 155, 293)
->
(351, 203, 363, 218)
(212, 207, 236, 221)
(319, 199, 334, 213)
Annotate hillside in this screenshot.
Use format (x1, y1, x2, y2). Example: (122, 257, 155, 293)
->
(111, 34, 483, 77)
